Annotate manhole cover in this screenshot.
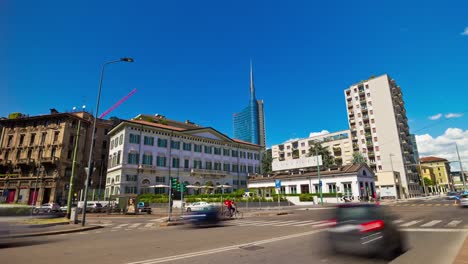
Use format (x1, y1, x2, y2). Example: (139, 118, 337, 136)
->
(239, 245, 264, 251)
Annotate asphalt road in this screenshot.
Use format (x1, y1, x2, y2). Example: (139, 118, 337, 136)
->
(1, 198, 467, 264)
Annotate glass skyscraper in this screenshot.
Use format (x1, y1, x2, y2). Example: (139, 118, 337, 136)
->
(233, 62, 266, 148)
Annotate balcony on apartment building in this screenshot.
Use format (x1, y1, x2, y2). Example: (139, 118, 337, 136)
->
(39, 156, 58, 165)
(366, 141, 374, 148)
(349, 118, 356, 124)
(352, 144, 359, 150)
(365, 133, 372, 139)
(16, 158, 35, 165)
(368, 151, 376, 157)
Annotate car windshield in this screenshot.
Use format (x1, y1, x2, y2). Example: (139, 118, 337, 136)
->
(461, 194, 468, 198)
(337, 206, 381, 221)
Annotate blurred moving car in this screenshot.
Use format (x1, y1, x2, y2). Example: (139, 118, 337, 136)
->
(33, 203, 61, 214)
(185, 201, 211, 212)
(60, 204, 79, 213)
(446, 192, 459, 200)
(184, 204, 222, 227)
(459, 194, 468, 207)
(328, 204, 406, 260)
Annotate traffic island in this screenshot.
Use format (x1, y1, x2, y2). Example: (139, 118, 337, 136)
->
(1, 225, 103, 239)
(20, 217, 70, 228)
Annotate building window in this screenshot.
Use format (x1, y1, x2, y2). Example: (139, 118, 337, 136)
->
(231, 150, 238, 157)
(102, 140, 107, 149)
(172, 157, 180, 168)
(328, 183, 337, 193)
(375, 146, 379, 151)
(377, 156, 381, 161)
(117, 151, 121, 165)
(204, 146, 212, 154)
(248, 166, 253, 173)
(372, 128, 376, 133)
(358, 113, 361, 117)
(359, 121, 362, 126)
(368, 101, 372, 106)
(128, 153, 139, 164)
(183, 142, 192, 151)
(119, 134, 123, 145)
(156, 156, 166, 167)
(290, 186, 297, 194)
(126, 175, 138, 181)
(157, 138, 167, 148)
(142, 154, 153, 165)
(194, 144, 202, 153)
(129, 134, 140, 144)
(144, 136, 154, 146)
(184, 159, 189, 169)
(370, 110, 373, 115)
(301, 150, 306, 154)
(7, 135, 13, 147)
(115, 175, 120, 182)
(360, 130, 364, 135)
(223, 149, 230, 156)
(214, 147, 221, 155)
(214, 162, 221, 171)
(193, 160, 202, 169)
(205, 161, 212, 170)
(374, 137, 378, 142)
(378, 165, 382, 170)
(155, 176, 165, 183)
(247, 153, 253, 159)
(51, 147, 57, 158)
(30, 133, 36, 146)
(371, 119, 375, 124)
(19, 134, 25, 146)
(170, 140, 180, 149)
(67, 149, 73, 160)
(223, 163, 230, 172)
(232, 164, 239, 172)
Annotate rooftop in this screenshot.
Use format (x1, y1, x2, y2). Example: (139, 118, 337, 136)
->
(420, 156, 449, 163)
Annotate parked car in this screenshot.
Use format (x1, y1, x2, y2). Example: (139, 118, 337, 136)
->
(33, 203, 61, 214)
(186, 201, 212, 212)
(446, 192, 459, 200)
(85, 202, 103, 213)
(459, 194, 468, 207)
(328, 203, 406, 260)
(60, 204, 79, 213)
(138, 202, 152, 214)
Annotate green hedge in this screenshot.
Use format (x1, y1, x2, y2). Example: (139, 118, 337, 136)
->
(138, 194, 169, 203)
(299, 193, 342, 201)
(0, 206, 32, 216)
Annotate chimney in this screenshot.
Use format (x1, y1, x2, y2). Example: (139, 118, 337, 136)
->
(50, 108, 59, 114)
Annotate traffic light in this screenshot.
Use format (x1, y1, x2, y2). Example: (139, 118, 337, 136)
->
(171, 177, 178, 190)
(180, 182, 187, 193)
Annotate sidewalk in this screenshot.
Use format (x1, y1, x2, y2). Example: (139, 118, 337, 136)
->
(453, 235, 468, 264)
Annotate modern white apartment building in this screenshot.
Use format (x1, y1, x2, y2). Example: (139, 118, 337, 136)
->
(344, 74, 421, 198)
(271, 130, 352, 170)
(105, 114, 262, 197)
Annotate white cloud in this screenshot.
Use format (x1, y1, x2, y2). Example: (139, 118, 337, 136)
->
(428, 113, 442, 120)
(461, 27, 468, 36)
(445, 113, 464, 119)
(309, 130, 330, 138)
(416, 128, 468, 171)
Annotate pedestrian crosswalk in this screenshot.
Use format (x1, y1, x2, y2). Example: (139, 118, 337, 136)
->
(227, 218, 467, 229)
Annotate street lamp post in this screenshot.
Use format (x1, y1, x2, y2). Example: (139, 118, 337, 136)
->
(81, 58, 133, 226)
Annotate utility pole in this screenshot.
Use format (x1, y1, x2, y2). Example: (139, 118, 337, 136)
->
(456, 143, 467, 191)
(66, 120, 81, 219)
(316, 148, 323, 205)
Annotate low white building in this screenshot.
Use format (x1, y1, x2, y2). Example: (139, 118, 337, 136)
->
(248, 164, 376, 201)
(105, 114, 262, 197)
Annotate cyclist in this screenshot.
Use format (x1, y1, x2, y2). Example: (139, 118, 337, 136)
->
(224, 199, 235, 217)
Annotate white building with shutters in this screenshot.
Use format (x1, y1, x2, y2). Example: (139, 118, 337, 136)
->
(105, 114, 262, 198)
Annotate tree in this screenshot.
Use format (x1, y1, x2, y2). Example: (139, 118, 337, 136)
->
(352, 152, 367, 165)
(261, 149, 273, 174)
(308, 142, 335, 169)
(423, 177, 434, 186)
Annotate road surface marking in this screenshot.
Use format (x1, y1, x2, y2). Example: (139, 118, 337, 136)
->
(129, 223, 142, 228)
(113, 223, 129, 229)
(233, 220, 290, 226)
(434, 204, 441, 206)
(426, 204, 433, 206)
(149, 217, 167, 222)
(144, 223, 154, 228)
(125, 229, 324, 264)
(271, 220, 302, 226)
(282, 220, 318, 226)
(447, 220, 463, 227)
(400, 220, 422, 227)
(400, 228, 468, 232)
(392, 219, 404, 224)
(411, 204, 417, 206)
(421, 220, 442, 227)
(444, 204, 450, 206)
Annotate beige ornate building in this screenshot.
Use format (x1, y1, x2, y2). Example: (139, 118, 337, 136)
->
(0, 109, 113, 205)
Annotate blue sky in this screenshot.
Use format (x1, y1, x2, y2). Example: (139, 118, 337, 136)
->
(2, 1, 468, 161)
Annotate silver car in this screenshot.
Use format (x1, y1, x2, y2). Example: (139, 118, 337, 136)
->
(33, 203, 61, 214)
(459, 194, 468, 207)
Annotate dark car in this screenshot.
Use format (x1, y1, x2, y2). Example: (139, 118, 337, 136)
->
(446, 192, 459, 200)
(183, 205, 222, 227)
(328, 203, 406, 260)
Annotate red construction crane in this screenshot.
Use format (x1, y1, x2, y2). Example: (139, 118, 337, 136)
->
(99, 88, 137, 119)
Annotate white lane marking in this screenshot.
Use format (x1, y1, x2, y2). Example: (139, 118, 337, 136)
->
(149, 217, 167, 222)
(295, 220, 328, 227)
(144, 223, 154, 228)
(113, 223, 129, 229)
(271, 221, 302, 226)
(361, 236, 383, 245)
(447, 220, 463, 227)
(421, 220, 442, 227)
(276, 220, 316, 226)
(392, 220, 404, 224)
(400, 228, 468, 232)
(129, 223, 143, 228)
(233, 220, 290, 226)
(125, 229, 324, 264)
(400, 220, 422, 227)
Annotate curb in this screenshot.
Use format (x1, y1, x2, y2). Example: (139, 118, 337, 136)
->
(24, 221, 70, 228)
(2, 225, 103, 239)
(159, 221, 185, 227)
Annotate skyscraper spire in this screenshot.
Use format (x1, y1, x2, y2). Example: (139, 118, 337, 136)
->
(250, 59, 256, 100)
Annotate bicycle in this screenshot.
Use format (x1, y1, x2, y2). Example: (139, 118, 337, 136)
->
(222, 207, 243, 219)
